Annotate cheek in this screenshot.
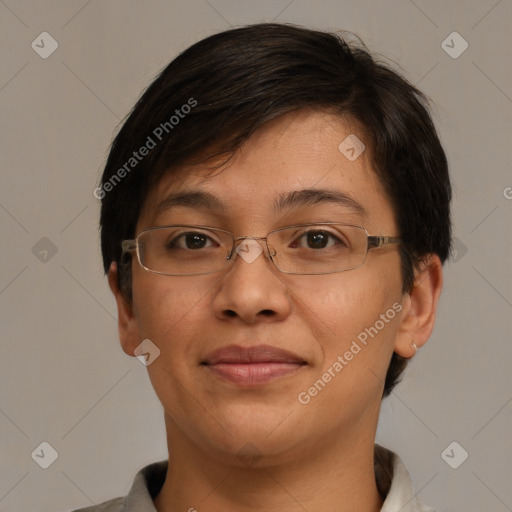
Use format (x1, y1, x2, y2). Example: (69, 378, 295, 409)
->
(131, 271, 213, 356)
(130, 273, 233, 445)
(294, 272, 398, 335)
(292, 279, 402, 424)
(293, 271, 402, 379)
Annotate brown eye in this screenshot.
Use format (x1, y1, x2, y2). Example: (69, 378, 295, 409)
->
(306, 231, 330, 249)
(291, 230, 347, 250)
(167, 232, 216, 250)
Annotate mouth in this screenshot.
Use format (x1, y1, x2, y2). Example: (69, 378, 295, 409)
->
(202, 344, 307, 386)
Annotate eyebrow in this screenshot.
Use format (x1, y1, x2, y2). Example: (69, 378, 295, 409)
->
(273, 188, 366, 216)
(155, 191, 224, 214)
(155, 188, 366, 217)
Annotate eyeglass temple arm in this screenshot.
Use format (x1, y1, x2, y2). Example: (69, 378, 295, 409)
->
(367, 236, 402, 249)
(122, 240, 136, 254)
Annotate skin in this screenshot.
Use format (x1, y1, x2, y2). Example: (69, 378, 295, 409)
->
(109, 109, 443, 512)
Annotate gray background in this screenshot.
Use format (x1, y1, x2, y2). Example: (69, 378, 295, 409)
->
(1, 1, 511, 511)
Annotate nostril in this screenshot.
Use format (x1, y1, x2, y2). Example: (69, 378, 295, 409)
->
(224, 310, 237, 317)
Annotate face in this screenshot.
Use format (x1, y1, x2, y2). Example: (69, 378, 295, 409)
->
(122, 110, 409, 466)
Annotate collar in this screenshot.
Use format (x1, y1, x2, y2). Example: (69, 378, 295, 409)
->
(118, 446, 436, 512)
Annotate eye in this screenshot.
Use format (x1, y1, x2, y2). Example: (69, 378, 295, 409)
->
(291, 230, 348, 250)
(167, 231, 217, 250)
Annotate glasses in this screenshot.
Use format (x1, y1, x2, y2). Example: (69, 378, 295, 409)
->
(121, 223, 402, 276)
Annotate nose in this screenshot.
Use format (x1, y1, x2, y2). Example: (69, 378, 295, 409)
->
(211, 237, 291, 324)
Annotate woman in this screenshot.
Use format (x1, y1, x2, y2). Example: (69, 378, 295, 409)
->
(79, 22, 450, 511)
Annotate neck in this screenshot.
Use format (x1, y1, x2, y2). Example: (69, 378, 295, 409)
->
(153, 414, 384, 512)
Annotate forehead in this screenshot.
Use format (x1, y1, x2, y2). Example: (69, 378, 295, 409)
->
(138, 110, 396, 233)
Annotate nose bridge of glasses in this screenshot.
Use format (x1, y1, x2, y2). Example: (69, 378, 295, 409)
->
(231, 236, 275, 262)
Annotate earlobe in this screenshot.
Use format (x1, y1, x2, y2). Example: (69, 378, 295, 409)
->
(108, 262, 141, 357)
(394, 255, 443, 358)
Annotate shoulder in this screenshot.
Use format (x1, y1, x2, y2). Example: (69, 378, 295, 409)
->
(67, 460, 168, 512)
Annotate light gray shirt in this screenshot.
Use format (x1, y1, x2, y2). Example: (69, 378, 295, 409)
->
(70, 447, 437, 512)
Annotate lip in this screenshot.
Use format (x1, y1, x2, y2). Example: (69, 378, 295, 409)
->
(202, 344, 306, 385)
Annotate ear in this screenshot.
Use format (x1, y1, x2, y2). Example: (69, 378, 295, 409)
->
(108, 262, 141, 357)
(394, 254, 443, 358)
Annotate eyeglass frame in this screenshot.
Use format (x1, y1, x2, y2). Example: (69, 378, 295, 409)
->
(121, 222, 403, 276)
